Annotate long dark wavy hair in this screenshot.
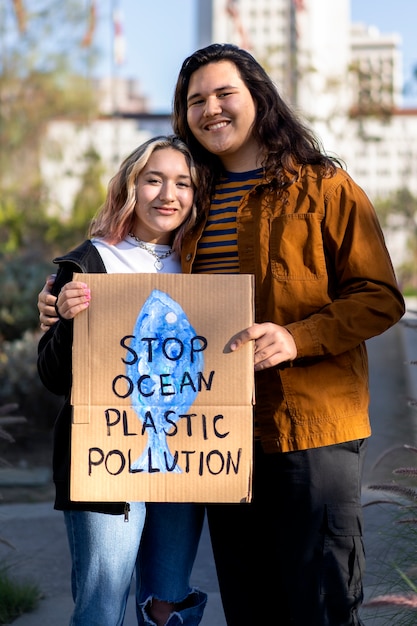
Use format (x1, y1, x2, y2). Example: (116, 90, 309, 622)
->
(173, 43, 341, 215)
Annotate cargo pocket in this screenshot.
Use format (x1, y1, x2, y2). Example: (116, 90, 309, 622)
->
(320, 504, 365, 598)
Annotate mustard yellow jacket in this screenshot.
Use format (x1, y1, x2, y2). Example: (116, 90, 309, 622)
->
(181, 165, 405, 453)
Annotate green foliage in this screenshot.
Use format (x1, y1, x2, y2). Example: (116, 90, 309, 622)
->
(0, 331, 62, 431)
(0, 254, 55, 341)
(374, 188, 417, 292)
(403, 286, 417, 297)
(70, 146, 107, 235)
(0, 197, 25, 253)
(0, 332, 40, 400)
(364, 447, 417, 624)
(374, 188, 417, 229)
(0, 0, 99, 261)
(0, 248, 62, 432)
(0, 566, 41, 623)
(0, 189, 55, 255)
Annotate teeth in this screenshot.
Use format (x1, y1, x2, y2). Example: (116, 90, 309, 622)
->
(207, 121, 228, 131)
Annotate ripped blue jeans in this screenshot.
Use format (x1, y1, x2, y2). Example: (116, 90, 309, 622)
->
(136, 503, 207, 625)
(64, 502, 206, 626)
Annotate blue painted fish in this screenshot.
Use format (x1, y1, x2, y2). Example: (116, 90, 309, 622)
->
(126, 289, 205, 473)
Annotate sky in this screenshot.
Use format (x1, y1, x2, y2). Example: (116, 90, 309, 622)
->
(94, 0, 417, 113)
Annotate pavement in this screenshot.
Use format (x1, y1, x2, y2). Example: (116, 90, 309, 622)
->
(1, 301, 417, 626)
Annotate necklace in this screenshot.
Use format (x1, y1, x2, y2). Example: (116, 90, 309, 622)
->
(128, 232, 173, 270)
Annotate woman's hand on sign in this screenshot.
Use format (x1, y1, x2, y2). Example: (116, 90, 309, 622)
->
(55, 281, 91, 320)
(226, 322, 297, 372)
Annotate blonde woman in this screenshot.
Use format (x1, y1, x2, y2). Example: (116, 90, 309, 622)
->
(37, 136, 207, 626)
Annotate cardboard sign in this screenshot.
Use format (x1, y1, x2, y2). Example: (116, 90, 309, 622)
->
(70, 273, 254, 503)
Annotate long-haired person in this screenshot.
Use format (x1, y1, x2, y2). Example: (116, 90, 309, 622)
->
(37, 136, 207, 626)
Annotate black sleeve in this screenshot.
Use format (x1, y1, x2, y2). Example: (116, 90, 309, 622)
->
(37, 265, 76, 397)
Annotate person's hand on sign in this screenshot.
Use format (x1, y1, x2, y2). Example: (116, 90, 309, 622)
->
(227, 322, 297, 372)
(55, 281, 91, 320)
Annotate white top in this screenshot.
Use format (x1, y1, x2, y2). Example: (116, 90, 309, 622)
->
(91, 235, 181, 274)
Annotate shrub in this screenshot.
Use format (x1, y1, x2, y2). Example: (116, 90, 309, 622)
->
(0, 566, 41, 623)
(362, 453, 417, 624)
(0, 331, 61, 433)
(0, 253, 55, 341)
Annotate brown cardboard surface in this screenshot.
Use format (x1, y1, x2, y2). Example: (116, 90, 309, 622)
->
(70, 273, 254, 503)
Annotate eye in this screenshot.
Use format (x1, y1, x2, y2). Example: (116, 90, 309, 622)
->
(188, 98, 205, 107)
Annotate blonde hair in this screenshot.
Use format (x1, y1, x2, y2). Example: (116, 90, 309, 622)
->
(89, 135, 198, 253)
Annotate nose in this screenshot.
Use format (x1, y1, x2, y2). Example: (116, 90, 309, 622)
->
(203, 95, 222, 117)
(159, 180, 176, 202)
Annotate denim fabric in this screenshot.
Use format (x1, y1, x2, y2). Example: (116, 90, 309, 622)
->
(64, 502, 206, 626)
(137, 503, 207, 625)
(64, 503, 145, 626)
(137, 590, 208, 626)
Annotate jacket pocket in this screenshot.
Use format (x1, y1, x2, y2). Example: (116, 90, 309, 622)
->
(280, 352, 364, 423)
(270, 214, 326, 280)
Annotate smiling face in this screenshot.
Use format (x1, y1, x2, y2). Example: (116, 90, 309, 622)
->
(186, 60, 262, 172)
(132, 147, 194, 244)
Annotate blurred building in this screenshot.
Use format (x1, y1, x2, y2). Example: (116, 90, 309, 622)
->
(350, 22, 403, 114)
(93, 77, 149, 115)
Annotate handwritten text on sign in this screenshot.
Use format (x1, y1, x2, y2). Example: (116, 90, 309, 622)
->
(86, 289, 243, 479)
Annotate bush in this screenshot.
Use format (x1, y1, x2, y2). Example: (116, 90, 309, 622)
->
(0, 566, 41, 623)
(0, 331, 61, 433)
(363, 446, 417, 624)
(0, 253, 55, 341)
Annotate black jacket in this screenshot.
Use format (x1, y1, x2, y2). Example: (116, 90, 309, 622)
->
(38, 240, 126, 513)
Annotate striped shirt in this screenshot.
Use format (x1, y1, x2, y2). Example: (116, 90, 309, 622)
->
(193, 168, 263, 274)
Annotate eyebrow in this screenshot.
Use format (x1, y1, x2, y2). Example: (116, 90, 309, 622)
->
(187, 84, 237, 104)
(144, 169, 191, 180)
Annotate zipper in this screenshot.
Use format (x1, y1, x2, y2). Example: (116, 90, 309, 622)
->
(124, 502, 130, 522)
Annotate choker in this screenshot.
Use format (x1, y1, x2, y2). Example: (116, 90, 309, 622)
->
(128, 232, 173, 270)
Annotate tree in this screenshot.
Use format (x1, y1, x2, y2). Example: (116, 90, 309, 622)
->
(60, 145, 107, 251)
(0, 0, 99, 253)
